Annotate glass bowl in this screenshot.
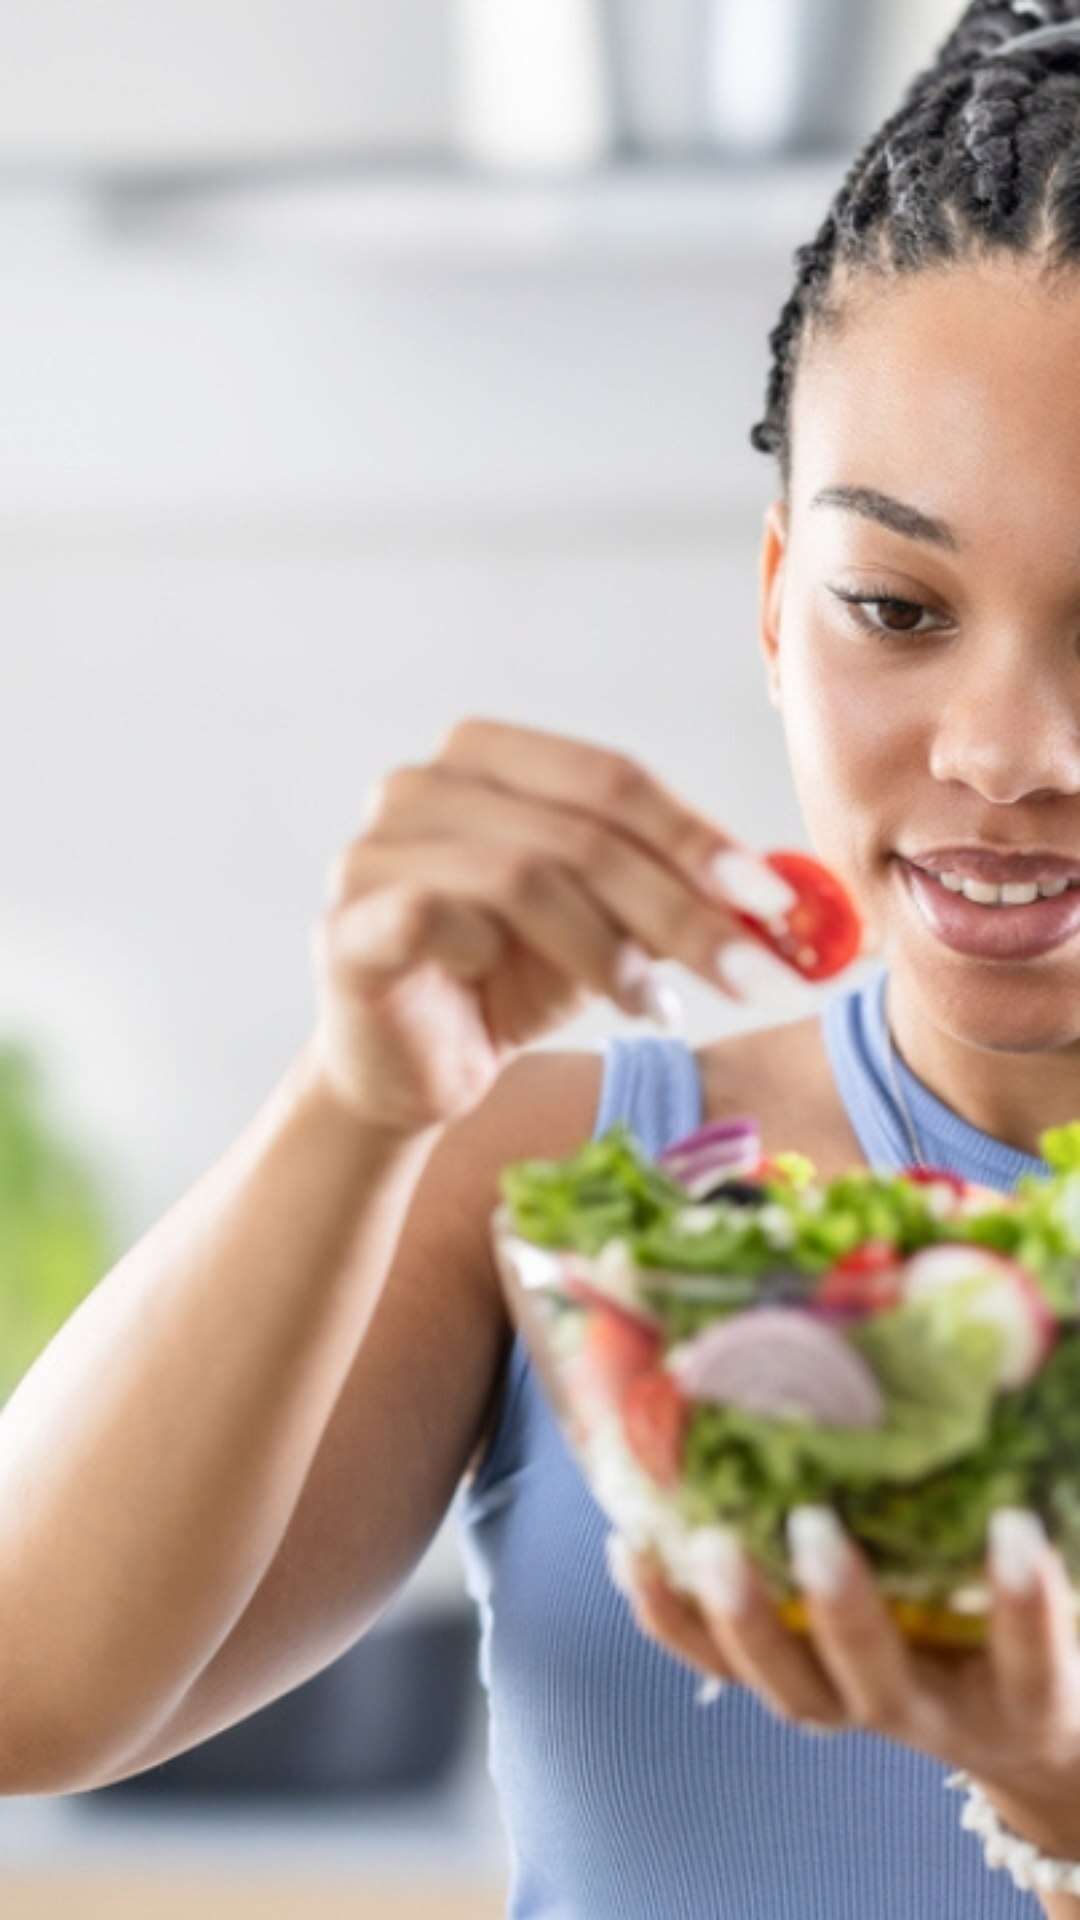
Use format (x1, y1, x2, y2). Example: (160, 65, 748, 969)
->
(489, 1121, 1080, 1653)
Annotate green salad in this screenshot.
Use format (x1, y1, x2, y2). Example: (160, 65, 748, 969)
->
(497, 1121, 1080, 1603)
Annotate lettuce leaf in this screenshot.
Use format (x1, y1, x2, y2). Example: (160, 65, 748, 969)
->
(1040, 1122, 1080, 1174)
(500, 1119, 1080, 1318)
(498, 1125, 687, 1255)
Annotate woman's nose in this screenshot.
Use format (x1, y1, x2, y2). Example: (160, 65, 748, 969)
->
(927, 663, 1080, 804)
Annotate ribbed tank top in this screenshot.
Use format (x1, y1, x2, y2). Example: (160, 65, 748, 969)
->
(453, 962, 1048, 1918)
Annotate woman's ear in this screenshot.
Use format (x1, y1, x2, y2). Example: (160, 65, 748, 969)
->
(758, 499, 788, 710)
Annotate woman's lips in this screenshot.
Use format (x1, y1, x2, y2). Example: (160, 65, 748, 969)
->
(898, 858, 1080, 960)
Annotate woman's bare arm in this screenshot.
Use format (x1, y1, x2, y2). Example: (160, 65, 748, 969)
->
(0, 713, 752, 1797)
(77, 1047, 604, 1792)
(0, 1041, 441, 1794)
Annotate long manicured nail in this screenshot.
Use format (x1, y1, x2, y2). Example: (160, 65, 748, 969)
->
(686, 1525, 750, 1614)
(645, 977, 686, 1033)
(704, 851, 798, 917)
(716, 940, 814, 1006)
(605, 1530, 638, 1597)
(614, 945, 685, 1032)
(695, 1675, 727, 1707)
(787, 1506, 849, 1599)
(989, 1508, 1047, 1597)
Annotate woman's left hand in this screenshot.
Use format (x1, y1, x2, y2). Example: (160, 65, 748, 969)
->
(609, 1506, 1080, 1854)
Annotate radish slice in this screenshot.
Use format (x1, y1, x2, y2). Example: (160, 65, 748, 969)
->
(665, 1307, 886, 1427)
(901, 1244, 1057, 1388)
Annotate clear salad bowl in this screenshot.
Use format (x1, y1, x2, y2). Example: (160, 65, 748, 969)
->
(489, 1114, 1080, 1650)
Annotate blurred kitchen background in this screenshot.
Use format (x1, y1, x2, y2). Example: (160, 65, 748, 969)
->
(0, 2, 957, 1914)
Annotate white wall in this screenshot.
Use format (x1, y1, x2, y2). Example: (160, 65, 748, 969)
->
(0, 0, 966, 169)
(0, 173, 883, 1609)
(0, 0, 452, 164)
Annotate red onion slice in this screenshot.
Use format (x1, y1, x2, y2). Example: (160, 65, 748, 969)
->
(679, 1161, 763, 1201)
(659, 1120, 763, 1199)
(666, 1140, 759, 1175)
(664, 1151, 763, 1200)
(665, 1307, 885, 1428)
(658, 1118, 760, 1167)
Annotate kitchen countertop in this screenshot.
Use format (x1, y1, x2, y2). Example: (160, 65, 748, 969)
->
(0, 1883, 505, 1919)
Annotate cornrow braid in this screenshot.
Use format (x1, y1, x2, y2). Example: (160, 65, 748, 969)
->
(749, 0, 1080, 494)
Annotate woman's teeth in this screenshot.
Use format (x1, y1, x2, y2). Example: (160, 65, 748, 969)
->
(935, 873, 1074, 907)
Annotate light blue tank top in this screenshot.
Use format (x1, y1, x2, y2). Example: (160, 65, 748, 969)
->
(453, 962, 1049, 1918)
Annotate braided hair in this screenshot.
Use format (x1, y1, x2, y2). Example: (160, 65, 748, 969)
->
(749, 1, 1080, 495)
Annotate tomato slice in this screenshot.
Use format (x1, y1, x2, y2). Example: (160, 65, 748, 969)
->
(816, 1271, 905, 1313)
(622, 1369, 688, 1488)
(904, 1166, 969, 1196)
(580, 1306, 662, 1412)
(832, 1239, 901, 1275)
(816, 1239, 904, 1313)
(732, 850, 863, 983)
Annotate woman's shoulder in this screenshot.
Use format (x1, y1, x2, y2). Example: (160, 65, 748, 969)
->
(492, 1009, 868, 1178)
(694, 1012, 868, 1181)
(515, 1014, 868, 1174)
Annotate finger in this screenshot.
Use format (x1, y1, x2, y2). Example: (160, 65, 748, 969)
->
(988, 1509, 1080, 1733)
(324, 837, 684, 1020)
(605, 1534, 736, 1690)
(785, 1507, 918, 1739)
(685, 1525, 848, 1729)
(316, 876, 507, 990)
(437, 715, 798, 940)
(363, 761, 759, 1004)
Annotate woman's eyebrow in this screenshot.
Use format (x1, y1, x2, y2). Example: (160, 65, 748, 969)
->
(810, 485, 962, 552)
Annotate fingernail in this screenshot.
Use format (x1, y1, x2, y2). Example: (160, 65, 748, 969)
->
(715, 940, 814, 1006)
(645, 978, 686, 1034)
(686, 1524, 750, 1614)
(695, 1675, 727, 1707)
(787, 1506, 849, 1599)
(989, 1508, 1047, 1597)
(605, 1530, 637, 1597)
(704, 851, 798, 918)
(614, 945, 685, 1032)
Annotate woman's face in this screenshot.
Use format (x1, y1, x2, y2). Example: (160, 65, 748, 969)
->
(759, 255, 1080, 1051)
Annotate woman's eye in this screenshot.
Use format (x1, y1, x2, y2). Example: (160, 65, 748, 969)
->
(829, 588, 941, 641)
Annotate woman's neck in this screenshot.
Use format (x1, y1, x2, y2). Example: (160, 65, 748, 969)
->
(885, 969, 1080, 1162)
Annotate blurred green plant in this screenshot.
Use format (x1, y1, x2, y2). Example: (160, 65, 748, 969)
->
(0, 1039, 116, 1405)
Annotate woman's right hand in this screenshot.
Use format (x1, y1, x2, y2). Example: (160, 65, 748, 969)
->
(309, 715, 799, 1138)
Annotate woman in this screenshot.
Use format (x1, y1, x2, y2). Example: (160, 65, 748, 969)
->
(5, 0, 1080, 1912)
